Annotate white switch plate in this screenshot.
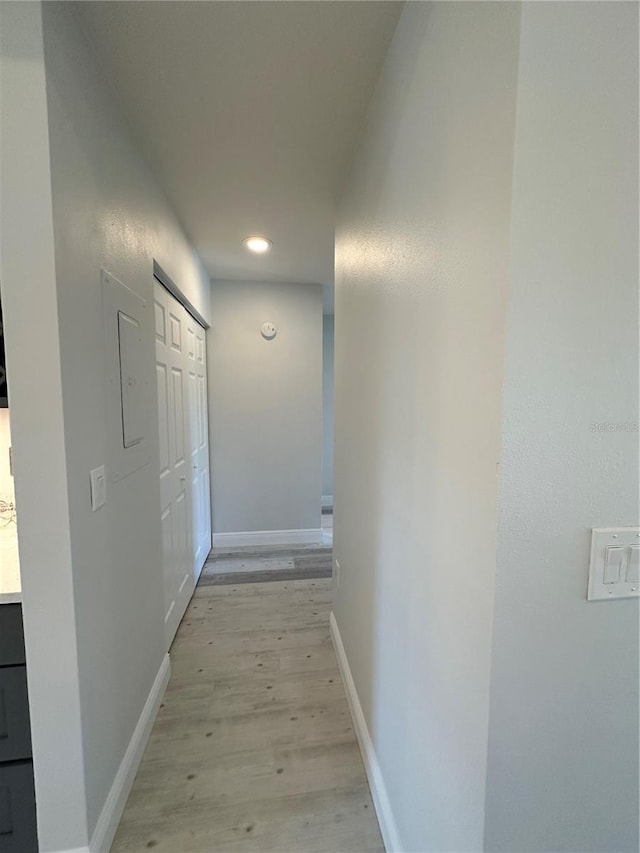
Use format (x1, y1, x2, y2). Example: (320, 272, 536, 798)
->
(90, 465, 106, 512)
(587, 527, 640, 600)
(334, 558, 341, 587)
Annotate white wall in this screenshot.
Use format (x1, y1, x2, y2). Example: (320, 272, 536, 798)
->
(1, 2, 211, 849)
(209, 280, 322, 535)
(333, 3, 521, 850)
(484, 4, 639, 851)
(322, 315, 334, 500)
(0, 5, 88, 848)
(336, 3, 639, 852)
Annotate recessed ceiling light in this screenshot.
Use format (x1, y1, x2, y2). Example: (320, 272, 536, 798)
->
(243, 236, 272, 254)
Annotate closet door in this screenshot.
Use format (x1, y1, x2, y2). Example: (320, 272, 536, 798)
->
(154, 281, 194, 649)
(186, 316, 211, 577)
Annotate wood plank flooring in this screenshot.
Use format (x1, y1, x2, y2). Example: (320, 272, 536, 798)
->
(201, 545, 333, 586)
(111, 553, 383, 853)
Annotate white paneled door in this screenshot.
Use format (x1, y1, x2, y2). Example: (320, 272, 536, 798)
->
(154, 280, 211, 649)
(186, 317, 212, 574)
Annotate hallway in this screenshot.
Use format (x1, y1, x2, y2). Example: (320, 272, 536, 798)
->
(2, 3, 637, 851)
(112, 545, 382, 853)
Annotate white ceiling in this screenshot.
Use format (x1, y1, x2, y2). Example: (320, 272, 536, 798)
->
(75, 1, 402, 312)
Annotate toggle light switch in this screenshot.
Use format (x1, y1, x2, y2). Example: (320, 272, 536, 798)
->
(603, 546, 624, 584)
(626, 545, 640, 584)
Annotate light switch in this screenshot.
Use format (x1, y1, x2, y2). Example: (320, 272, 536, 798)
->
(603, 546, 623, 584)
(588, 528, 640, 600)
(626, 545, 640, 584)
(90, 465, 106, 512)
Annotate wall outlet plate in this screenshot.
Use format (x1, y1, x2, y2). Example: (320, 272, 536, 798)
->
(588, 527, 640, 600)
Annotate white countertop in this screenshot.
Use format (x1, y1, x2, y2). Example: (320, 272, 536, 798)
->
(0, 522, 21, 604)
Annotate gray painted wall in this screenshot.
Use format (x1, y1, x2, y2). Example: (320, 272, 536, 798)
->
(42, 4, 212, 837)
(484, 4, 639, 851)
(322, 315, 334, 499)
(333, 3, 521, 850)
(335, 2, 638, 851)
(2, 3, 211, 849)
(208, 280, 323, 534)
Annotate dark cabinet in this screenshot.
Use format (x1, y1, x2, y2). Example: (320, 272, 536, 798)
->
(0, 762, 37, 852)
(0, 668, 31, 763)
(0, 608, 25, 668)
(0, 607, 36, 852)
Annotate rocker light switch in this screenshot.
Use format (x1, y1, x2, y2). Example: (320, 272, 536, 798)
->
(603, 546, 623, 584)
(588, 528, 640, 600)
(626, 546, 640, 584)
(90, 465, 106, 512)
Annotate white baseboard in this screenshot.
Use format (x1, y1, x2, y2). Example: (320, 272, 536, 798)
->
(88, 654, 171, 853)
(322, 495, 334, 510)
(212, 528, 323, 548)
(329, 612, 403, 853)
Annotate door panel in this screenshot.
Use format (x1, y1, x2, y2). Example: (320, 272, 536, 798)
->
(156, 365, 170, 476)
(189, 372, 198, 454)
(197, 374, 206, 448)
(154, 300, 166, 341)
(174, 490, 190, 592)
(188, 320, 211, 576)
(172, 368, 185, 465)
(155, 281, 210, 648)
(169, 312, 181, 351)
(189, 368, 199, 562)
(154, 281, 195, 649)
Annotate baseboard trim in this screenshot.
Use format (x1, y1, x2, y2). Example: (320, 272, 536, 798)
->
(212, 529, 323, 548)
(321, 495, 334, 510)
(88, 654, 171, 853)
(329, 612, 403, 853)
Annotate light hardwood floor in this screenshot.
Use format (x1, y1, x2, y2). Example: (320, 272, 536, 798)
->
(200, 543, 332, 585)
(111, 570, 383, 852)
